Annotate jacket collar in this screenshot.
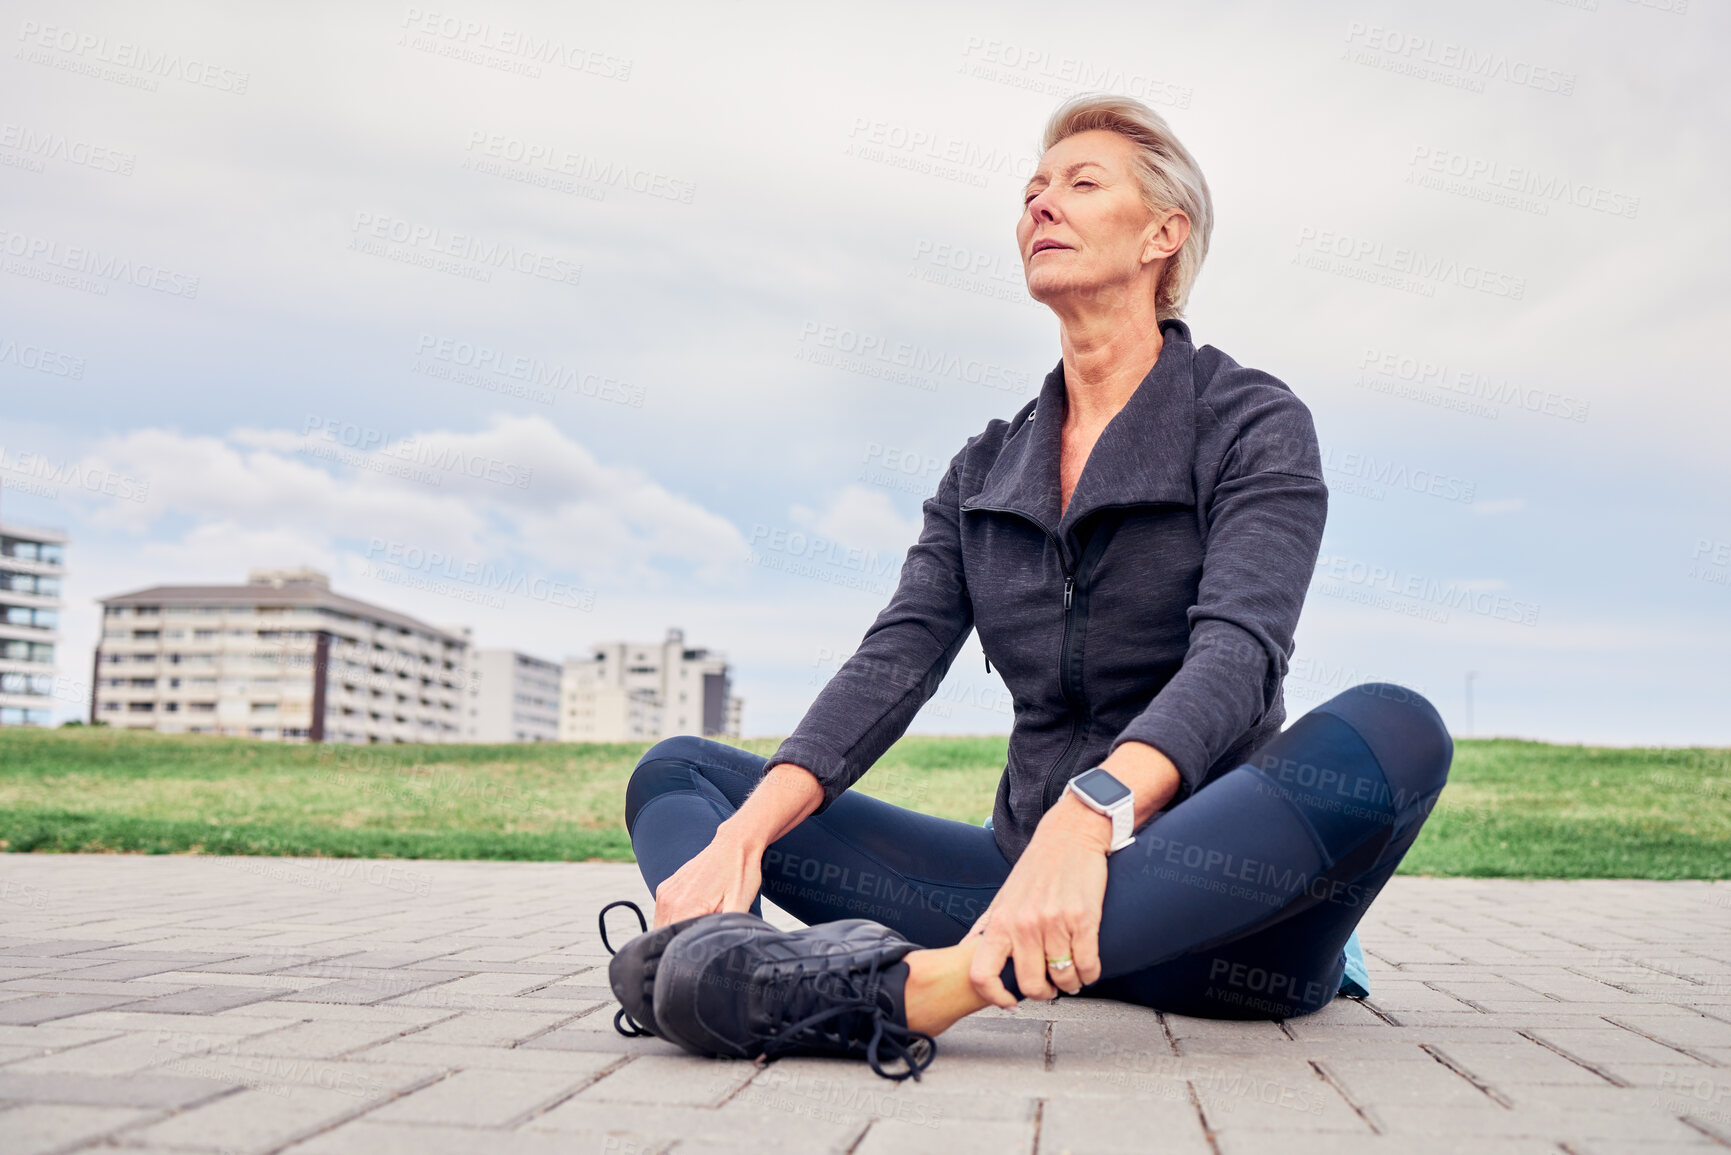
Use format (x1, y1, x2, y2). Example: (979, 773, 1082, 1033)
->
(963, 317, 1198, 545)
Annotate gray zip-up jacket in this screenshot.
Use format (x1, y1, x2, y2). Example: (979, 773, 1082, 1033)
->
(766, 317, 1328, 864)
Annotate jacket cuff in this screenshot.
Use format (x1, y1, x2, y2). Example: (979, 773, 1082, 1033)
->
(762, 741, 852, 814)
(1109, 710, 1212, 804)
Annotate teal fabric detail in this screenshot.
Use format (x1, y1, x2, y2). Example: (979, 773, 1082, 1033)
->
(1338, 929, 1370, 998)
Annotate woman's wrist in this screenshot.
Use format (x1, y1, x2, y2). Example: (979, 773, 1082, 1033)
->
(716, 761, 825, 855)
(1038, 793, 1115, 854)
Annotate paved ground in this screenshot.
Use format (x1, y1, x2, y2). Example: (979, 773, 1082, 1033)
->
(0, 859, 1727, 1155)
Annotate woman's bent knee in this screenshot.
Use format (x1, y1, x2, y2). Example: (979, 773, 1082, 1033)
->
(624, 735, 760, 835)
(1317, 682, 1452, 803)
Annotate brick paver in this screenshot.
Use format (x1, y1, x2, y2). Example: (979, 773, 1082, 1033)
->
(0, 856, 1725, 1153)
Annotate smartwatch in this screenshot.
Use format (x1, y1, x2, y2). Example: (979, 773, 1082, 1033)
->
(1066, 766, 1136, 853)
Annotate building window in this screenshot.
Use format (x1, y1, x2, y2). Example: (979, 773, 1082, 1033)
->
(127, 701, 155, 713)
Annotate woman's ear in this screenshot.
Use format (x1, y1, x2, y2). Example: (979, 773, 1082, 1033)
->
(1142, 209, 1190, 265)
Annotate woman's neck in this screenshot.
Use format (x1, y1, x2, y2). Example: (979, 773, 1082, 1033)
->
(1056, 303, 1165, 429)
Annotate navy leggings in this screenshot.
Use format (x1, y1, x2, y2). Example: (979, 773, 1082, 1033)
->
(624, 683, 1452, 1019)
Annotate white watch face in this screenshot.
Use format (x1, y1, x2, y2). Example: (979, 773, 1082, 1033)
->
(1073, 768, 1132, 809)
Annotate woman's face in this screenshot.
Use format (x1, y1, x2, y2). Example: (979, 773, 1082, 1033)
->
(1017, 129, 1184, 310)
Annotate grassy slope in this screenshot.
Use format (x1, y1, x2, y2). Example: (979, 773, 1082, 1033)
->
(0, 729, 1725, 878)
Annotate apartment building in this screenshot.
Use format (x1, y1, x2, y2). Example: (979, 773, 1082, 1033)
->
(94, 568, 469, 743)
(560, 627, 741, 742)
(464, 648, 561, 743)
(0, 522, 65, 728)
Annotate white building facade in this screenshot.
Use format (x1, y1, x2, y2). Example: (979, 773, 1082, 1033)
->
(464, 648, 561, 743)
(560, 627, 741, 743)
(95, 568, 469, 743)
(0, 522, 65, 728)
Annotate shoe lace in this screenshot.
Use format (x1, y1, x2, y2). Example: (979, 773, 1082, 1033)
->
(598, 900, 653, 1039)
(759, 957, 937, 1081)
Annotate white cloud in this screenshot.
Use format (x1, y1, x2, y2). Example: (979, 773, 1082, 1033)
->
(60, 414, 750, 592)
(789, 484, 924, 558)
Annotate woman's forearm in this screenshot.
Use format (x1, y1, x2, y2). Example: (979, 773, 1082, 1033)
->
(714, 762, 825, 853)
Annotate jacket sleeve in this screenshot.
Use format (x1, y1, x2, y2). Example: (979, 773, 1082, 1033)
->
(764, 451, 976, 812)
(1108, 380, 1328, 803)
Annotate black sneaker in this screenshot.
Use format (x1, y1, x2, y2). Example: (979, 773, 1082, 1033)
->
(648, 912, 937, 1080)
(598, 899, 718, 1040)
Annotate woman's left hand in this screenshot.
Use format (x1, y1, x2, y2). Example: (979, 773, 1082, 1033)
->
(967, 797, 1113, 1004)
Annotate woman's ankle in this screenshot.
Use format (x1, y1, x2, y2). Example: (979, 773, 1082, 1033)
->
(902, 941, 991, 1035)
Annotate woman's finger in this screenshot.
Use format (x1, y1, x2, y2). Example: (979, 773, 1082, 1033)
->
(967, 928, 1016, 1008)
(1011, 918, 1057, 1001)
(1069, 914, 1103, 989)
(1043, 925, 1083, 996)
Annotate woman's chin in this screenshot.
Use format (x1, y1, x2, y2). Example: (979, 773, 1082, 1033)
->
(1026, 275, 1113, 309)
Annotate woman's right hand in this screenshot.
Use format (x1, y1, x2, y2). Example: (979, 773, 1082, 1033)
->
(651, 825, 764, 928)
(648, 760, 825, 929)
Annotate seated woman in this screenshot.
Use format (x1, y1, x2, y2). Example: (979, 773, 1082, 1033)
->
(604, 93, 1451, 1080)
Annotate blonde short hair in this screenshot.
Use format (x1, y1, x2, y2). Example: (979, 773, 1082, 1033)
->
(1041, 94, 1214, 321)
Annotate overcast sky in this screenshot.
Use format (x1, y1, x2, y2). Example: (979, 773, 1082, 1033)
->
(3, 0, 1726, 744)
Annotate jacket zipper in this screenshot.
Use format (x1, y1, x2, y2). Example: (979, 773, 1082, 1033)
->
(965, 498, 1182, 813)
(961, 500, 1081, 810)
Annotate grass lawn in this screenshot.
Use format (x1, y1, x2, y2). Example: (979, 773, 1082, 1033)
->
(0, 728, 1726, 878)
